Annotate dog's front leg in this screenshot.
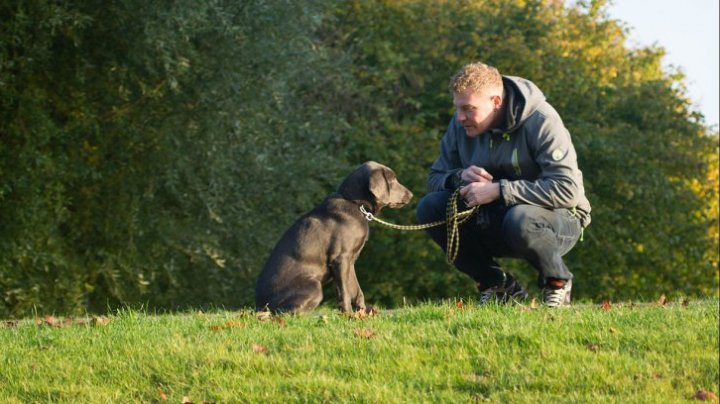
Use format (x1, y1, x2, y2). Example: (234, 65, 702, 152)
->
(347, 267, 366, 312)
(330, 257, 357, 312)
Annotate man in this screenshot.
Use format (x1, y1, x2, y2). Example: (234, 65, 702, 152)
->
(417, 62, 591, 307)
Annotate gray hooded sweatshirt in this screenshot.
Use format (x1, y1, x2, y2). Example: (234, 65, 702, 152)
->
(428, 76, 591, 227)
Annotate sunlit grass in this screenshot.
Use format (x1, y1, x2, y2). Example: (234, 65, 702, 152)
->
(1, 299, 717, 402)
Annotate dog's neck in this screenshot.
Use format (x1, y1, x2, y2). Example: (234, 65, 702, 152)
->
(356, 199, 381, 215)
(333, 193, 382, 215)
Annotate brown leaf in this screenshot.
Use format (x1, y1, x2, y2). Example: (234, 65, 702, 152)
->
(652, 373, 663, 380)
(365, 305, 379, 316)
(657, 294, 667, 306)
(92, 316, 110, 327)
(609, 327, 618, 334)
(456, 298, 465, 309)
(252, 343, 268, 353)
(586, 343, 599, 352)
(272, 317, 287, 328)
(682, 298, 690, 307)
(601, 300, 612, 311)
(158, 388, 168, 401)
(182, 396, 193, 404)
(225, 321, 246, 329)
(353, 328, 375, 339)
(692, 389, 719, 401)
(208, 325, 224, 332)
(350, 309, 368, 320)
(1, 320, 19, 328)
(256, 311, 271, 321)
(44, 316, 63, 328)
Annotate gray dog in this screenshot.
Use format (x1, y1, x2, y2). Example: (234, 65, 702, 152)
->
(255, 161, 413, 314)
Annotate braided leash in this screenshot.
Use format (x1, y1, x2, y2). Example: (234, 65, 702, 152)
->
(360, 188, 478, 264)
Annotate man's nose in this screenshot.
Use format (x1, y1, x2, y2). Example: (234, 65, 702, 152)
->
(457, 110, 465, 121)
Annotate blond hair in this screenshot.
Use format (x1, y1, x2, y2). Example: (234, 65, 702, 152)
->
(448, 62, 503, 95)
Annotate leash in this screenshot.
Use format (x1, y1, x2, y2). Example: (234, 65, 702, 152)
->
(360, 188, 478, 264)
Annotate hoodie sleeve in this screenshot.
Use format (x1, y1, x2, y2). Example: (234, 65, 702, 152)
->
(499, 111, 582, 209)
(428, 115, 464, 192)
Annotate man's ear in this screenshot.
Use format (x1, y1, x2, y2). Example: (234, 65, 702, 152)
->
(491, 94, 503, 110)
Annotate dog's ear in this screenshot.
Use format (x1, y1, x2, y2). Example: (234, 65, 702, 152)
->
(369, 166, 391, 208)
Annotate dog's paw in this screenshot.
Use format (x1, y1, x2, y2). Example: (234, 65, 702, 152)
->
(365, 305, 379, 316)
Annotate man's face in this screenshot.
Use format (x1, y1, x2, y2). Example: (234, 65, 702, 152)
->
(452, 91, 497, 138)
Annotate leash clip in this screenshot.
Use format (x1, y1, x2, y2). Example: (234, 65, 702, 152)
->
(359, 205, 374, 221)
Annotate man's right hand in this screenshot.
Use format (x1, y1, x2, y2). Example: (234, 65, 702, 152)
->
(461, 165, 493, 184)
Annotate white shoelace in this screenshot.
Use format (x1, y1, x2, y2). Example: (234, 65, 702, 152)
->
(543, 281, 572, 307)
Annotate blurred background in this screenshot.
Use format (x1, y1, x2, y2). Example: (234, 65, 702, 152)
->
(1, 0, 717, 317)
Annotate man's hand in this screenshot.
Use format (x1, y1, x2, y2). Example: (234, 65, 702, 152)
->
(459, 182, 500, 207)
(461, 165, 493, 184)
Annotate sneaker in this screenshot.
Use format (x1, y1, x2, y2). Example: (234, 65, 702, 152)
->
(542, 279, 572, 307)
(478, 272, 528, 305)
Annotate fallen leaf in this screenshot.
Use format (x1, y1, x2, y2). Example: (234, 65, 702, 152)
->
(158, 388, 168, 401)
(1, 320, 19, 328)
(657, 294, 667, 306)
(208, 325, 224, 332)
(586, 343, 599, 352)
(272, 317, 287, 328)
(353, 328, 375, 339)
(456, 299, 464, 309)
(351, 309, 366, 320)
(530, 298, 539, 309)
(252, 343, 268, 353)
(44, 316, 63, 328)
(92, 316, 110, 327)
(225, 321, 246, 329)
(692, 389, 719, 401)
(652, 373, 663, 380)
(682, 298, 690, 307)
(256, 311, 271, 321)
(182, 396, 193, 404)
(609, 327, 618, 334)
(601, 300, 612, 311)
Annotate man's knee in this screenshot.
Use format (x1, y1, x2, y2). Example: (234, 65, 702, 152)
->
(416, 191, 452, 224)
(502, 205, 550, 249)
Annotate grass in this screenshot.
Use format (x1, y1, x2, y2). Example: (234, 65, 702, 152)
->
(1, 299, 718, 403)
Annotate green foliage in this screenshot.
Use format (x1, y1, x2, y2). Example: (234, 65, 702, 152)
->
(1, 0, 717, 316)
(0, 0, 352, 316)
(1, 301, 718, 401)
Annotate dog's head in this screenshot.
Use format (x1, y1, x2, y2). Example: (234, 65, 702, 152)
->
(338, 161, 413, 212)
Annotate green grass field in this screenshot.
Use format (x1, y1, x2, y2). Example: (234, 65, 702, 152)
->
(1, 299, 718, 403)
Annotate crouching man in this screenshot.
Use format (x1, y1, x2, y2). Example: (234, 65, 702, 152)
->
(417, 62, 591, 307)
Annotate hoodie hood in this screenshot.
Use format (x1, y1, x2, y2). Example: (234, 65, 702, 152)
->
(492, 76, 546, 135)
